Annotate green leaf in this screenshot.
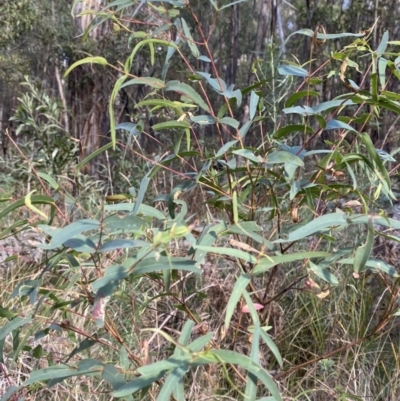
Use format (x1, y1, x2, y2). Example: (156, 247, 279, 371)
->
(285, 90, 320, 108)
(132, 174, 150, 216)
(157, 365, 189, 401)
(191, 115, 216, 125)
(202, 350, 282, 401)
(309, 261, 339, 285)
(215, 140, 238, 158)
(360, 132, 391, 188)
(165, 80, 210, 112)
(254, 252, 331, 275)
(378, 57, 388, 89)
(112, 371, 166, 397)
(91, 265, 130, 291)
(274, 213, 347, 243)
(133, 257, 201, 275)
(353, 220, 374, 273)
(109, 75, 127, 148)
(274, 124, 313, 139)
(77, 142, 114, 170)
(152, 121, 191, 131)
(225, 274, 251, 329)
(188, 333, 214, 352)
(0, 317, 32, 341)
(135, 99, 197, 110)
(195, 246, 257, 264)
(239, 120, 252, 138)
(259, 328, 283, 368)
(121, 77, 165, 89)
(278, 64, 308, 77)
(37, 172, 59, 190)
(249, 91, 260, 120)
(232, 149, 262, 164)
(219, 0, 248, 10)
(245, 322, 260, 400)
(267, 151, 304, 166)
(37, 219, 100, 250)
(339, 257, 399, 276)
(99, 239, 148, 252)
(181, 18, 199, 57)
(280, 28, 364, 57)
(64, 56, 107, 77)
(0, 195, 55, 220)
(376, 30, 389, 58)
(219, 116, 240, 129)
(325, 119, 356, 132)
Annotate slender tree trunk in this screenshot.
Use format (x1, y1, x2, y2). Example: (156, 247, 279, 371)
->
(248, 0, 268, 85)
(227, 4, 239, 87)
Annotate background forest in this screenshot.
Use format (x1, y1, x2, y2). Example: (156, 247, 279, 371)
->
(2, 0, 400, 400)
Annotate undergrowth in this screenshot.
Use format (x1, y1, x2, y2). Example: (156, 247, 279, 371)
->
(2, 3, 400, 401)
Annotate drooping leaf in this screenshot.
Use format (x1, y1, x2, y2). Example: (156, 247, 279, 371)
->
(225, 274, 251, 329)
(181, 18, 199, 57)
(249, 91, 260, 120)
(64, 56, 107, 77)
(353, 220, 374, 273)
(165, 80, 210, 112)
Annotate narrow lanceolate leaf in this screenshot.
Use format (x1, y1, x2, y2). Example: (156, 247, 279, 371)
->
(325, 119, 356, 132)
(0, 195, 55, 220)
(37, 219, 100, 250)
(245, 321, 260, 400)
(376, 30, 389, 58)
(309, 261, 339, 285)
(0, 317, 32, 341)
(30, 361, 103, 387)
(225, 274, 251, 329)
(249, 91, 260, 120)
(253, 252, 331, 275)
(157, 365, 190, 401)
(285, 90, 320, 108)
(77, 142, 113, 169)
(181, 18, 199, 57)
(121, 77, 165, 89)
(353, 220, 374, 273)
(259, 328, 283, 368)
(195, 246, 257, 264)
(25, 191, 47, 219)
(132, 174, 150, 216)
(64, 56, 107, 77)
(206, 350, 283, 401)
(267, 151, 304, 166)
(165, 80, 210, 112)
(215, 139, 238, 158)
(91, 265, 130, 291)
(273, 213, 347, 243)
(273, 124, 313, 139)
(110, 75, 128, 148)
(191, 115, 216, 125)
(360, 132, 391, 187)
(112, 371, 166, 397)
(278, 64, 309, 77)
(133, 257, 201, 275)
(152, 121, 191, 131)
